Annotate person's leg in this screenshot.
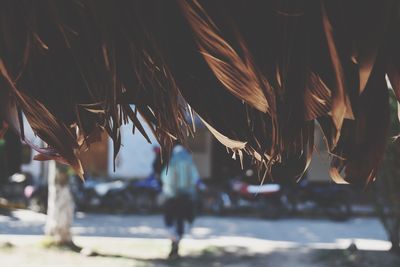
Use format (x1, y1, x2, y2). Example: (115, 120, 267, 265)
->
(164, 198, 176, 253)
(184, 194, 196, 234)
(164, 197, 181, 258)
(164, 198, 174, 229)
(168, 194, 196, 258)
(167, 217, 183, 258)
(176, 217, 184, 239)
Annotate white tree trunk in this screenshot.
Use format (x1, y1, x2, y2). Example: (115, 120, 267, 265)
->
(45, 161, 74, 245)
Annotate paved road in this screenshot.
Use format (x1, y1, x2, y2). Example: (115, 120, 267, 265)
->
(0, 210, 394, 267)
(0, 210, 390, 249)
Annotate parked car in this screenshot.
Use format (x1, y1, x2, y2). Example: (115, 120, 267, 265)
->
(72, 177, 133, 213)
(201, 169, 292, 218)
(0, 173, 33, 209)
(289, 179, 352, 221)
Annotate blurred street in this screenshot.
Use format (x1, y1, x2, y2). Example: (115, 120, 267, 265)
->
(1, 210, 397, 267)
(0, 210, 389, 246)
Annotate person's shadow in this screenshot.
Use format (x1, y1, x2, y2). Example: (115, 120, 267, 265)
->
(82, 246, 400, 267)
(87, 245, 267, 266)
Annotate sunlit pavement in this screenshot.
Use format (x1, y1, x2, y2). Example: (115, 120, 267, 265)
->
(0, 209, 390, 251)
(0, 210, 395, 267)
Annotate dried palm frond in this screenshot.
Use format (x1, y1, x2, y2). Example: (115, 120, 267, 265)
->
(0, 0, 399, 185)
(0, 0, 190, 177)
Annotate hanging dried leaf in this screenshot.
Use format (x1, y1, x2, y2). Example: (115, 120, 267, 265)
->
(178, 0, 271, 114)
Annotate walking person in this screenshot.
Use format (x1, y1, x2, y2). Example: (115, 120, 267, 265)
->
(152, 146, 163, 179)
(161, 144, 200, 259)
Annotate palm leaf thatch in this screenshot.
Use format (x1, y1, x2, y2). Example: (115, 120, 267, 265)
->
(0, 0, 399, 185)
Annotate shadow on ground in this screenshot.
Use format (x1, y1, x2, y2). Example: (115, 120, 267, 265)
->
(91, 246, 400, 267)
(312, 248, 400, 267)
(95, 246, 270, 267)
(2, 240, 400, 267)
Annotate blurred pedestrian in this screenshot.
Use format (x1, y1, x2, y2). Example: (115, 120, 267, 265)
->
(152, 146, 163, 179)
(161, 144, 200, 259)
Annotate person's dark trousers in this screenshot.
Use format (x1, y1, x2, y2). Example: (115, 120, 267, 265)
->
(164, 192, 195, 257)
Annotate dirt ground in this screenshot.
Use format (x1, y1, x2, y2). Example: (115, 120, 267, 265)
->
(0, 211, 398, 266)
(1, 237, 399, 267)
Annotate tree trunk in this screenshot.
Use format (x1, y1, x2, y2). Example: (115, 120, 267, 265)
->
(45, 161, 74, 245)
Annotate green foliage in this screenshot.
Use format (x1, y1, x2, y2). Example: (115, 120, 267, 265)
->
(375, 89, 400, 252)
(378, 90, 400, 192)
(388, 90, 400, 135)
